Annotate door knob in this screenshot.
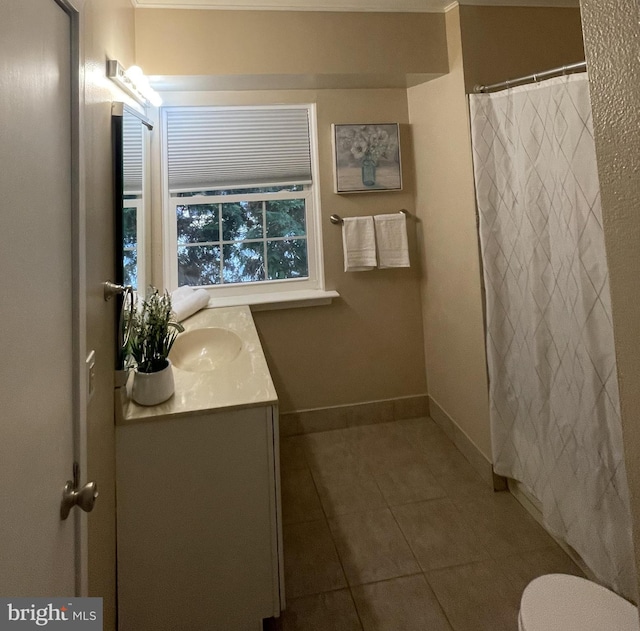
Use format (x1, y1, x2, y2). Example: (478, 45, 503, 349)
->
(60, 463, 99, 520)
(103, 280, 128, 301)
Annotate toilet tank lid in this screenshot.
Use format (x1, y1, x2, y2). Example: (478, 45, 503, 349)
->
(520, 574, 639, 631)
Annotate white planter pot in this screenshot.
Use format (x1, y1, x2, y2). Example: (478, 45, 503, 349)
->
(131, 360, 175, 406)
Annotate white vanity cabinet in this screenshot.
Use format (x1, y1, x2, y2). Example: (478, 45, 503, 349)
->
(116, 404, 283, 631)
(116, 306, 283, 631)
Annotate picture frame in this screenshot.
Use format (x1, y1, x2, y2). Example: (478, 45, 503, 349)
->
(331, 123, 403, 194)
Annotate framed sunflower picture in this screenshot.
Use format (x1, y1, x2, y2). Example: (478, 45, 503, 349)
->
(331, 123, 403, 194)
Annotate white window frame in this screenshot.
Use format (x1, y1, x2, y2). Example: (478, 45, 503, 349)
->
(167, 187, 317, 297)
(161, 103, 327, 304)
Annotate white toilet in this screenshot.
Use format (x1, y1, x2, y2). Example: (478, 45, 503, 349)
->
(519, 574, 639, 630)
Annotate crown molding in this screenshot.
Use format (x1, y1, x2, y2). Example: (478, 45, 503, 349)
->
(459, 0, 579, 6)
(131, 0, 449, 11)
(130, 0, 579, 10)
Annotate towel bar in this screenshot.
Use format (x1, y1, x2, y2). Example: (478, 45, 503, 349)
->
(330, 209, 409, 225)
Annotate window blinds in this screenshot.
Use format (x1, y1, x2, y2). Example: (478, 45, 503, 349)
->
(123, 114, 143, 195)
(165, 106, 312, 192)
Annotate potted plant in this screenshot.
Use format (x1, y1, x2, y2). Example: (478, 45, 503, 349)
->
(127, 288, 184, 406)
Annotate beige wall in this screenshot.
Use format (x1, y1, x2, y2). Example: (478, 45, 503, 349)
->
(459, 6, 584, 93)
(256, 89, 426, 412)
(408, 5, 491, 459)
(139, 9, 433, 413)
(135, 9, 447, 78)
(78, 1, 136, 628)
(154, 87, 427, 412)
(580, 0, 640, 598)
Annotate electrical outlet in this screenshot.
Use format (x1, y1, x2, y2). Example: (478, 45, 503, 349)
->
(86, 350, 96, 401)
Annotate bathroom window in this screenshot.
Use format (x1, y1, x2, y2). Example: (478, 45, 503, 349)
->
(162, 104, 325, 301)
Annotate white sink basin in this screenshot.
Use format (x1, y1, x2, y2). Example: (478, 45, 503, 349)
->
(169, 327, 243, 372)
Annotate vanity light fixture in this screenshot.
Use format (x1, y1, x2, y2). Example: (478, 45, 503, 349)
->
(107, 59, 163, 108)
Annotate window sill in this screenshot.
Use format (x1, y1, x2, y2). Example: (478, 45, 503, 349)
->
(205, 289, 340, 312)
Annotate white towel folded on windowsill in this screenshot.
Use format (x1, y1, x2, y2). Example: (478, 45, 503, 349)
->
(342, 216, 377, 272)
(171, 285, 196, 304)
(373, 213, 410, 268)
(171, 286, 211, 322)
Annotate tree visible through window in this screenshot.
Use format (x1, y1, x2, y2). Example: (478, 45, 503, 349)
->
(123, 198, 141, 289)
(173, 186, 309, 287)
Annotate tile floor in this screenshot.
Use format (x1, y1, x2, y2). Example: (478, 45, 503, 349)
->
(271, 416, 584, 631)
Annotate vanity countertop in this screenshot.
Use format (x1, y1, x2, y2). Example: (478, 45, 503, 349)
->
(119, 305, 278, 425)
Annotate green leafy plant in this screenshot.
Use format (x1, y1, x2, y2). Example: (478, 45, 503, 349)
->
(127, 288, 184, 373)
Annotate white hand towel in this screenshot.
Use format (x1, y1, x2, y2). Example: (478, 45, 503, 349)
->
(171, 285, 195, 303)
(373, 213, 410, 268)
(171, 288, 210, 322)
(342, 216, 377, 272)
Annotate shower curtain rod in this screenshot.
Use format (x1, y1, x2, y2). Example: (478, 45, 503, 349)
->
(474, 61, 586, 94)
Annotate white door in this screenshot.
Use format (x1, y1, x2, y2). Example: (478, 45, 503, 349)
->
(0, 0, 79, 595)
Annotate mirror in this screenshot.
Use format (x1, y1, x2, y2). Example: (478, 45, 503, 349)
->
(112, 102, 152, 292)
(112, 102, 153, 372)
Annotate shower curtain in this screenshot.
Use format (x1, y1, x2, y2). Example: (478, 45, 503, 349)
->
(469, 74, 636, 599)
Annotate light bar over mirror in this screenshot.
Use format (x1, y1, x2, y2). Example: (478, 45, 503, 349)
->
(107, 60, 162, 108)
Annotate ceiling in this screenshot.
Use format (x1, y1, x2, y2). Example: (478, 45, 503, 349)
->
(132, 0, 579, 11)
